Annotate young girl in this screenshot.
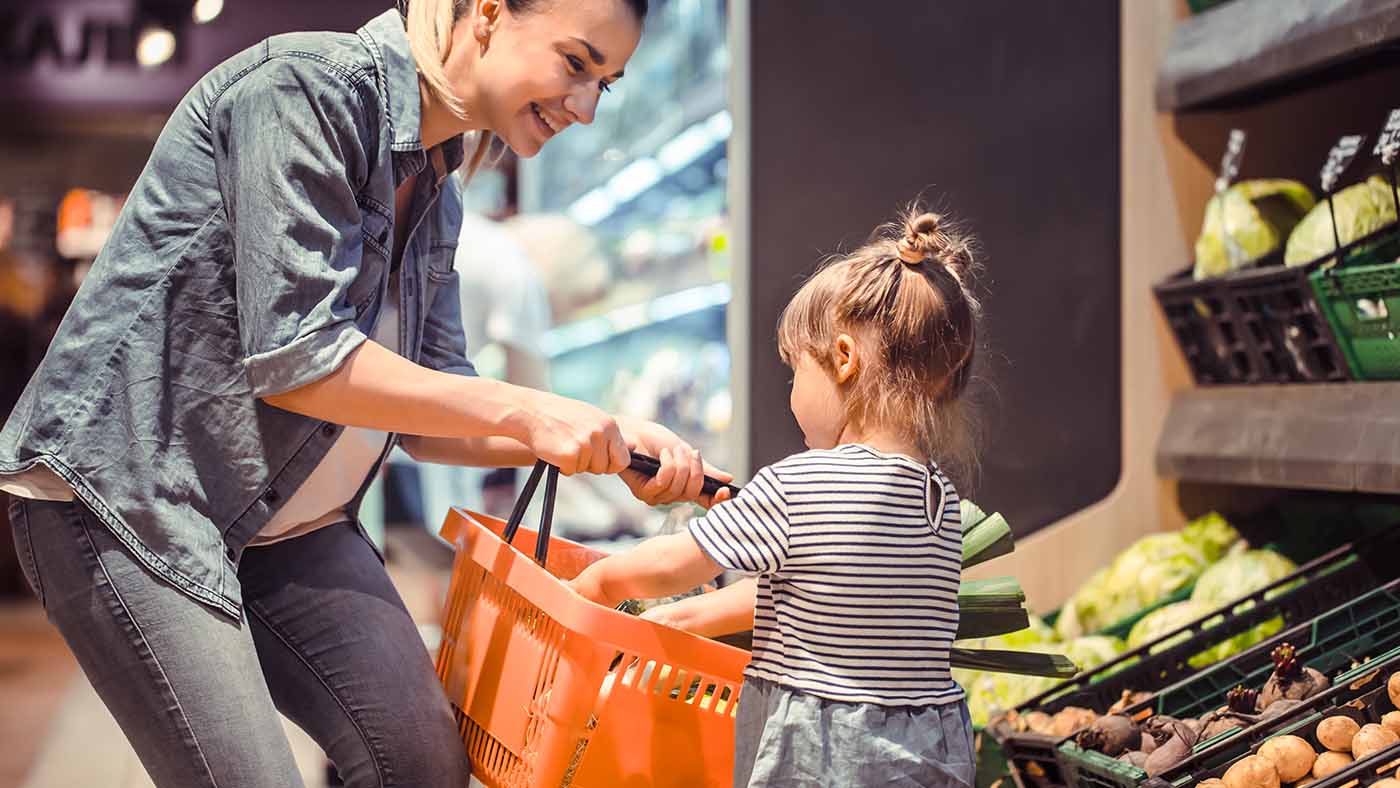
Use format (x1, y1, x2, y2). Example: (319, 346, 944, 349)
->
(569, 206, 982, 787)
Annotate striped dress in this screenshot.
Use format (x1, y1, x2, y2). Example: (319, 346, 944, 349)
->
(689, 443, 965, 707)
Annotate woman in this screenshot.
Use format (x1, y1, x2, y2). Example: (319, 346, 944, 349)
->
(0, 1, 720, 785)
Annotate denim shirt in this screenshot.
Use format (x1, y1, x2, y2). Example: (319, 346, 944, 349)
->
(0, 10, 475, 618)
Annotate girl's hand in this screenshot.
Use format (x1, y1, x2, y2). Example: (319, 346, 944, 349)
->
(566, 570, 611, 606)
(515, 391, 630, 476)
(616, 417, 735, 507)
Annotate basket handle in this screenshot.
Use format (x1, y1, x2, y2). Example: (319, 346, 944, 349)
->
(501, 460, 558, 566)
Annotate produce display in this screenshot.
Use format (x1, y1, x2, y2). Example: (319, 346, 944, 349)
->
(956, 514, 1280, 727)
(1193, 180, 1315, 280)
(1126, 549, 1299, 666)
(1054, 513, 1240, 641)
(1193, 662, 1400, 788)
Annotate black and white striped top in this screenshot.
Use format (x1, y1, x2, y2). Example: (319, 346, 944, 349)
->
(689, 444, 964, 706)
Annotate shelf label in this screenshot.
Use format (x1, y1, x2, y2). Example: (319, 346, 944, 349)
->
(1214, 129, 1247, 194)
(1374, 109, 1400, 166)
(1321, 134, 1366, 193)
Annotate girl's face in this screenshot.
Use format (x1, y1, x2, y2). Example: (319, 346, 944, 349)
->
(789, 351, 848, 451)
(450, 0, 642, 158)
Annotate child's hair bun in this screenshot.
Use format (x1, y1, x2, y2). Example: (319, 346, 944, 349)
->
(896, 211, 972, 282)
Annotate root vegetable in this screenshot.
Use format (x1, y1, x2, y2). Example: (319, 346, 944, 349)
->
(1050, 707, 1098, 738)
(1371, 780, 1400, 788)
(1382, 711, 1400, 739)
(1119, 750, 1149, 768)
(1259, 643, 1329, 708)
(1141, 732, 1159, 754)
(1025, 711, 1054, 735)
(1077, 715, 1141, 757)
(1351, 723, 1399, 760)
(1145, 734, 1192, 778)
(1223, 755, 1280, 788)
(1108, 690, 1154, 715)
(1390, 672, 1400, 708)
(1317, 716, 1361, 752)
(1257, 735, 1316, 782)
(1312, 751, 1352, 779)
(1198, 780, 1226, 788)
(1259, 699, 1304, 721)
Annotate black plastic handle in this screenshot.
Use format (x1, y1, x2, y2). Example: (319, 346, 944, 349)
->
(501, 460, 557, 566)
(627, 451, 741, 498)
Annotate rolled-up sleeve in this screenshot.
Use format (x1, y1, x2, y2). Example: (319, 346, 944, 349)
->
(212, 56, 374, 398)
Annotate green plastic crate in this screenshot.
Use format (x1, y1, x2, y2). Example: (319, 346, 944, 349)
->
(1054, 578, 1400, 788)
(1309, 226, 1400, 380)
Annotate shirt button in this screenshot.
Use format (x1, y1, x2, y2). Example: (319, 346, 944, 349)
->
(378, 229, 390, 246)
(321, 423, 336, 438)
(262, 488, 280, 505)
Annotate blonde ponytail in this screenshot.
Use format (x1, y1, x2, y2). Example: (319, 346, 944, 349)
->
(403, 0, 495, 179)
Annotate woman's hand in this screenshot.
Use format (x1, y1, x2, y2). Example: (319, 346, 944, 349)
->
(616, 417, 734, 507)
(510, 389, 630, 476)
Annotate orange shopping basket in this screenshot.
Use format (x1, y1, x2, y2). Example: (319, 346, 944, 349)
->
(435, 460, 752, 787)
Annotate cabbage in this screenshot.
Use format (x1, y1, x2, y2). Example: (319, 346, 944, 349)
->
(1180, 511, 1243, 564)
(1063, 635, 1127, 671)
(1055, 533, 1212, 640)
(1285, 176, 1398, 266)
(1191, 549, 1298, 607)
(1194, 180, 1315, 280)
(1125, 600, 1214, 660)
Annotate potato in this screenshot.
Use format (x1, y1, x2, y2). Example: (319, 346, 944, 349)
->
(1317, 716, 1361, 752)
(1352, 723, 1400, 760)
(1198, 780, 1227, 788)
(1294, 779, 1315, 788)
(1389, 671, 1400, 709)
(1258, 735, 1317, 783)
(1223, 755, 1280, 788)
(1383, 711, 1400, 739)
(1372, 779, 1400, 788)
(1312, 750, 1353, 779)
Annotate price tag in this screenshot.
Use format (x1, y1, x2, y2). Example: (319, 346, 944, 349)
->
(1321, 134, 1366, 193)
(1214, 129, 1247, 195)
(1374, 109, 1400, 165)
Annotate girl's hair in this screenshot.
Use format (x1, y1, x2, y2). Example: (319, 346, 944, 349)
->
(778, 204, 983, 478)
(403, 0, 649, 177)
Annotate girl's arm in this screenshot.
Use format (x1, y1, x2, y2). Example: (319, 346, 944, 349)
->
(640, 577, 758, 638)
(569, 532, 724, 608)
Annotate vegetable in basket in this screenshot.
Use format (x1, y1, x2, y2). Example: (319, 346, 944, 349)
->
(1285, 176, 1398, 266)
(1194, 180, 1315, 280)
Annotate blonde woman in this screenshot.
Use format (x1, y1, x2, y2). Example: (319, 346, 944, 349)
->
(0, 1, 718, 786)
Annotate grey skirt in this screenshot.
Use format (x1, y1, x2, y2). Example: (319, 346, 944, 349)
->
(733, 676, 976, 788)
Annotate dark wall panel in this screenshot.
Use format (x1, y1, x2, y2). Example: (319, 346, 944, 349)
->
(744, 0, 1121, 536)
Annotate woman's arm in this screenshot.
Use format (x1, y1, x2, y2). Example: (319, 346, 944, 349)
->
(264, 339, 627, 476)
(568, 532, 724, 608)
(640, 577, 757, 638)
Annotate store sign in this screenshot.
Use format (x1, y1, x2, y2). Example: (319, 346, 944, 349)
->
(1321, 134, 1366, 193)
(1374, 110, 1400, 166)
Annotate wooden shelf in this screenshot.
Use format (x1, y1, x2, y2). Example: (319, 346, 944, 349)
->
(1157, 0, 1400, 111)
(1156, 382, 1400, 492)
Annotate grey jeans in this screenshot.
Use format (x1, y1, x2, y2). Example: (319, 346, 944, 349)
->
(9, 497, 470, 788)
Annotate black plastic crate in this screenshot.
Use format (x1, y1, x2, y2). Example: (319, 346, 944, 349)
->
(1056, 578, 1400, 788)
(995, 529, 1400, 788)
(1153, 247, 1351, 385)
(1221, 260, 1350, 383)
(1153, 267, 1253, 385)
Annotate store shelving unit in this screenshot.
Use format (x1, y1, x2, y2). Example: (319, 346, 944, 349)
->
(1152, 0, 1400, 501)
(1156, 0, 1400, 111)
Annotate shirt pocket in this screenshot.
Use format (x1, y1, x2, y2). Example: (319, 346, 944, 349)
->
(425, 240, 458, 285)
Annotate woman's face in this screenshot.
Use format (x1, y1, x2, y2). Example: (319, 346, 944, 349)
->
(452, 0, 642, 158)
